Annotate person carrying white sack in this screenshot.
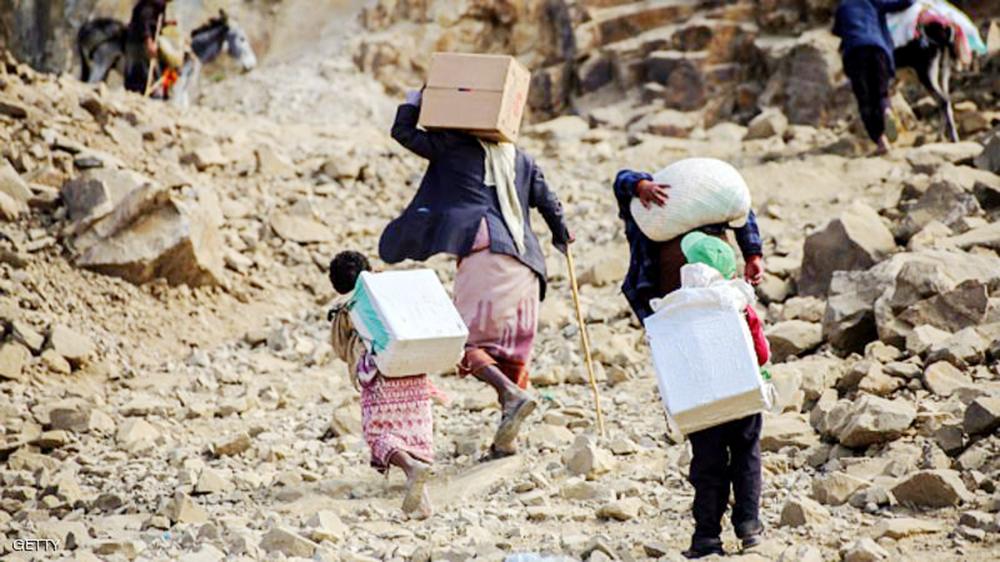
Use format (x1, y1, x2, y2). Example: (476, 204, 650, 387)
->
(659, 233, 770, 558)
(612, 166, 765, 322)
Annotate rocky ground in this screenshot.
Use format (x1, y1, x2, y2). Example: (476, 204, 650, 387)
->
(1, 1, 1000, 561)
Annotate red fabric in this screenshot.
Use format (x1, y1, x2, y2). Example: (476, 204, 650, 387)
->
(744, 306, 770, 366)
(458, 348, 530, 390)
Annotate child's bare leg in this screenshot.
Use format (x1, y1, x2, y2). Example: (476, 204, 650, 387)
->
(390, 451, 432, 516)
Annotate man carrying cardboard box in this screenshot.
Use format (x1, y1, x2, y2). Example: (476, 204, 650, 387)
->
(418, 53, 531, 143)
(380, 56, 573, 458)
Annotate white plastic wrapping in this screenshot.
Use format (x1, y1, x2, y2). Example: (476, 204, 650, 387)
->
(645, 264, 768, 435)
(630, 158, 751, 243)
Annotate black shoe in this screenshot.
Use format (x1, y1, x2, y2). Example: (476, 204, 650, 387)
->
(735, 520, 764, 551)
(682, 537, 724, 559)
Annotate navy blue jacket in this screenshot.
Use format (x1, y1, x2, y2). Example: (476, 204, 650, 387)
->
(833, 0, 914, 73)
(381, 103, 570, 300)
(614, 170, 763, 322)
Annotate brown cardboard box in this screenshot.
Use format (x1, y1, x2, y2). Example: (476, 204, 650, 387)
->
(419, 53, 531, 143)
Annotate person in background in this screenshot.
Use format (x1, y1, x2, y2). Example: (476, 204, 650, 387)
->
(124, 0, 174, 93)
(383, 89, 573, 459)
(833, 0, 915, 154)
(327, 251, 435, 517)
(612, 169, 764, 323)
(675, 233, 770, 559)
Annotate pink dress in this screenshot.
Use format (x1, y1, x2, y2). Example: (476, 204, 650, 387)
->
(331, 303, 434, 472)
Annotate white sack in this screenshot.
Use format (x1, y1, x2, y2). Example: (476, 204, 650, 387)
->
(630, 158, 751, 243)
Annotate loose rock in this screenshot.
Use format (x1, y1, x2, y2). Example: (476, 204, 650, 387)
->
(800, 202, 896, 296)
(891, 470, 973, 508)
(779, 495, 830, 527)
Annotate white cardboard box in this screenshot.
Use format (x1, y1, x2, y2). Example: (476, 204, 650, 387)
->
(350, 269, 469, 376)
(644, 283, 767, 435)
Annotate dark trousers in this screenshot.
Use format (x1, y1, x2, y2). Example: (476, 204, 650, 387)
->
(688, 414, 762, 540)
(843, 46, 891, 142)
(124, 43, 151, 94)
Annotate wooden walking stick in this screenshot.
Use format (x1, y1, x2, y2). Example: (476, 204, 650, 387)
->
(143, 15, 165, 97)
(565, 245, 606, 437)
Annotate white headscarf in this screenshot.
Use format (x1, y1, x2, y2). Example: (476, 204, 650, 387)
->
(479, 140, 525, 254)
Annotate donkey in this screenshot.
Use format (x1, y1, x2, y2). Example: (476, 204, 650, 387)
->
(77, 17, 126, 84)
(77, 10, 257, 91)
(894, 20, 960, 142)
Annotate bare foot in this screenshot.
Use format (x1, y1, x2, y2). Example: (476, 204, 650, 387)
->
(401, 460, 431, 515)
(417, 489, 433, 519)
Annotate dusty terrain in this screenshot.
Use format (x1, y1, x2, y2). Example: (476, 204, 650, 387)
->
(1, 1, 1000, 561)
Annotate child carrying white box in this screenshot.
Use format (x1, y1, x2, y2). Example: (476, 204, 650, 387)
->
(652, 233, 771, 558)
(327, 251, 438, 518)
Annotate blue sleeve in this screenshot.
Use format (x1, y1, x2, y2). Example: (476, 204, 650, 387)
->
(734, 209, 763, 257)
(528, 163, 571, 253)
(613, 170, 652, 221)
(390, 104, 448, 160)
(874, 0, 914, 14)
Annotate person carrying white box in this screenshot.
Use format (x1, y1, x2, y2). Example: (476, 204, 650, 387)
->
(649, 233, 771, 558)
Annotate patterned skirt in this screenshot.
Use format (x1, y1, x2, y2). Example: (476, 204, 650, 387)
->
(360, 373, 435, 472)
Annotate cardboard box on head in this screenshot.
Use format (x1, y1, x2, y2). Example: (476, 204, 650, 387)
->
(419, 53, 531, 144)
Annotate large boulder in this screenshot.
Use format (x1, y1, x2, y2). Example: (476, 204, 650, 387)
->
(644, 51, 706, 110)
(766, 320, 823, 362)
(758, 30, 845, 126)
(61, 169, 150, 230)
(0, 0, 100, 72)
(964, 397, 1000, 436)
(923, 361, 974, 397)
(897, 280, 989, 334)
(823, 250, 1000, 352)
(822, 265, 897, 354)
(812, 471, 869, 506)
(67, 179, 225, 287)
(891, 470, 973, 508)
(48, 324, 95, 367)
(941, 222, 1000, 251)
(896, 180, 981, 241)
(761, 413, 819, 451)
(834, 395, 916, 448)
(800, 202, 895, 297)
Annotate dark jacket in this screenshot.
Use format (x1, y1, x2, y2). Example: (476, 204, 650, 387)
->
(127, 0, 168, 45)
(833, 0, 914, 73)
(614, 169, 763, 322)
(381, 103, 571, 300)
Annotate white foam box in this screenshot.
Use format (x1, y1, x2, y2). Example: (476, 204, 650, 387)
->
(350, 269, 469, 376)
(644, 292, 767, 435)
